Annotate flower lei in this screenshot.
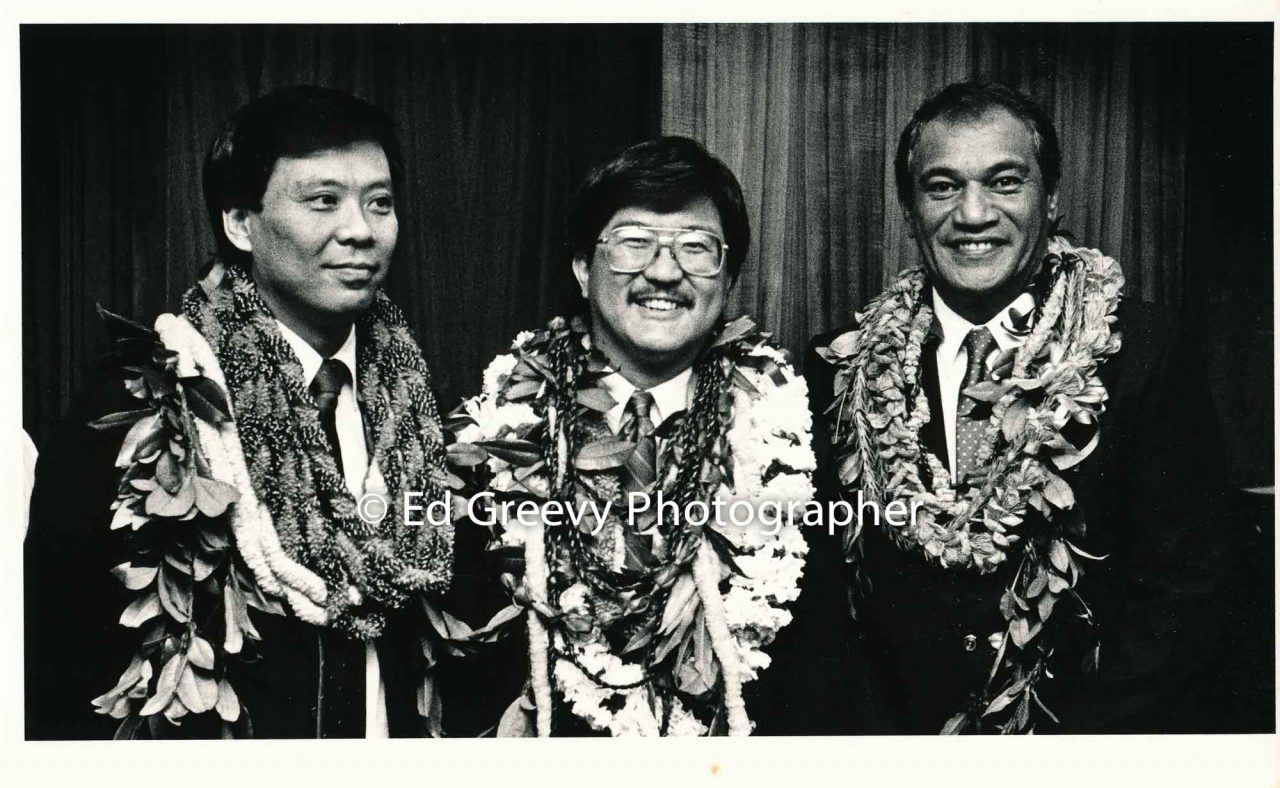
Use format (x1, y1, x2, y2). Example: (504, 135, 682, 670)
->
(88, 259, 453, 736)
(443, 315, 812, 736)
(818, 237, 1123, 733)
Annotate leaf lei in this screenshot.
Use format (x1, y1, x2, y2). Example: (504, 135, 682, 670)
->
(439, 314, 813, 736)
(88, 306, 272, 737)
(818, 237, 1124, 733)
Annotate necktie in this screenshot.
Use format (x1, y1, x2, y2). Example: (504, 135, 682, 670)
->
(310, 358, 350, 478)
(618, 389, 662, 565)
(619, 390, 658, 492)
(955, 327, 997, 484)
(306, 358, 365, 737)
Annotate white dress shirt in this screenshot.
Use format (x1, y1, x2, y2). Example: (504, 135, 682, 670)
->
(599, 367, 695, 434)
(22, 429, 38, 538)
(931, 289, 1035, 479)
(275, 320, 389, 739)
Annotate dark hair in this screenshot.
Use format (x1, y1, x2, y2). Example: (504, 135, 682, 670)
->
(894, 81, 1061, 204)
(564, 136, 750, 282)
(202, 85, 403, 266)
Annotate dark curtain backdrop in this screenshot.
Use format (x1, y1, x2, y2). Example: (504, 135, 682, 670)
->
(662, 22, 1273, 487)
(21, 23, 1272, 486)
(22, 24, 661, 447)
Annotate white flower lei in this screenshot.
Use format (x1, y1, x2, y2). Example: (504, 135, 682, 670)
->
(153, 314, 331, 623)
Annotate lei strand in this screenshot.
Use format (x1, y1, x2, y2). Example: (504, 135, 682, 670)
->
(524, 517, 554, 736)
(445, 315, 813, 736)
(819, 237, 1124, 733)
(532, 317, 734, 729)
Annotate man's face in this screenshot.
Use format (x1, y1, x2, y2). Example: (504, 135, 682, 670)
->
(904, 108, 1057, 307)
(572, 197, 730, 381)
(229, 141, 397, 334)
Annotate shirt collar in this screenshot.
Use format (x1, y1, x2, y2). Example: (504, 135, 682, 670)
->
(275, 320, 359, 394)
(599, 367, 695, 429)
(931, 287, 1037, 358)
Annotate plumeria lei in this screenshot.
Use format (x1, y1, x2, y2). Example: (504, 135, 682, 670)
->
(88, 260, 453, 737)
(818, 237, 1124, 734)
(443, 315, 812, 736)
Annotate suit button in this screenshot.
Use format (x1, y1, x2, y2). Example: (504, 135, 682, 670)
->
(963, 634, 977, 652)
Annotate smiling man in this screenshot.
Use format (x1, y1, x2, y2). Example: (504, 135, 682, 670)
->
(572, 196, 731, 389)
(221, 138, 397, 356)
(802, 82, 1234, 734)
(440, 137, 815, 737)
(26, 87, 453, 739)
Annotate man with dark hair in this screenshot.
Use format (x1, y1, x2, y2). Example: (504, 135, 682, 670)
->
(203, 86, 404, 270)
(26, 86, 453, 739)
(564, 136, 751, 281)
(803, 81, 1233, 734)
(893, 81, 1061, 208)
(565, 136, 750, 388)
(440, 136, 816, 736)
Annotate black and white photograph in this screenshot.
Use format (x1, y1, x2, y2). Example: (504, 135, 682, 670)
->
(13, 12, 1277, 783)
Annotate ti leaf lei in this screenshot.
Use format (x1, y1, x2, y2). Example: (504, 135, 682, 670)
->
(818, 237, 1124, 733)
(88, 306, 277, 738)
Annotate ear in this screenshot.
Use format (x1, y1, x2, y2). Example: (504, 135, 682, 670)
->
(900, 201, 918, 240)
(222, 208, 255, 254)
(1046, 192, 1059, 222)
(571, 255, 590, 298)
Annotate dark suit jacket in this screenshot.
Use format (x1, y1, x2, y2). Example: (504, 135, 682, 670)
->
(25, 368, 428, 739)
(781, 298, 1238, 734)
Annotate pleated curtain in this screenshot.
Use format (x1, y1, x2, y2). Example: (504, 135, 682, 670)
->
(661, 23, 1195, 356)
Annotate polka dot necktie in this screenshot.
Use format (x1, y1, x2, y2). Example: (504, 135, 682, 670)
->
(310, 358, 350, 479)
(955, 327, 997, 484)
(619, 389, 658, 492)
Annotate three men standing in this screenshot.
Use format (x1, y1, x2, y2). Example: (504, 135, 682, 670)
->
(26, 81, 1235, 739)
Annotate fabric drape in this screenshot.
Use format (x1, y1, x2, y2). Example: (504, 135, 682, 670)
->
(22, 24, 661, 446)
(662, 23, 1202, 354)
(22, 23, 1270, 487)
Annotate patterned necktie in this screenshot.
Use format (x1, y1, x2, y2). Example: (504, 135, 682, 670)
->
(310, 358, 350, 478)
(309, 359, 364, 736)
(955, 327, 997, 484)
(619, 390, 658, 492)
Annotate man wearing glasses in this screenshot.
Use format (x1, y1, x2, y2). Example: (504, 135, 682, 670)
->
(569, 139, 740, 392)
(442, 136, 815, 736)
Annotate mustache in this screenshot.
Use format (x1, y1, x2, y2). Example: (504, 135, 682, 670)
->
(628, 288, 694, 306)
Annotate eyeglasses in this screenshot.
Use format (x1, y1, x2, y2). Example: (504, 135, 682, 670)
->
(595, 225, 728, 277)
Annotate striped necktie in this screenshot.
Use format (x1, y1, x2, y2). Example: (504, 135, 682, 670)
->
(619, 389, 658, 492)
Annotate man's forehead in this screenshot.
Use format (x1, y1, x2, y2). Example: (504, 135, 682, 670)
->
(267, 142, 392, 187)
(604, 197, 723, 232)
(912, 108, 1038, 173)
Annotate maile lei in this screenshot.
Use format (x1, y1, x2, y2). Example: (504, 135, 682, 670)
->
(439, 315, 812, 736)
(88, 259, 453, 737)
(818, 237, 1124, 734)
